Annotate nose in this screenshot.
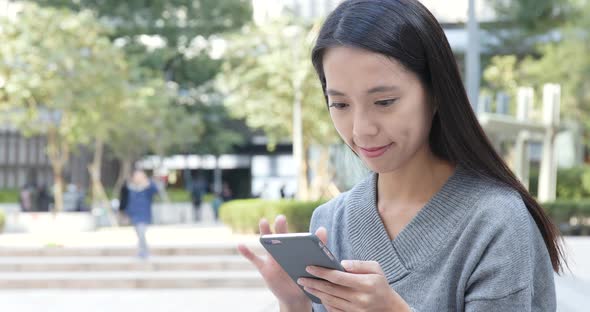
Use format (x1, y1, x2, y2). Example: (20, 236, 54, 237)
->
(352, 108, 378, 139)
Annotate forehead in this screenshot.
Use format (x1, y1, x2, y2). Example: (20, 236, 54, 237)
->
(322, 46, 411, 90)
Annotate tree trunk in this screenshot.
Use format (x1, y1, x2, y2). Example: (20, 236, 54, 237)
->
(309, 145, 334, 200)
(155, 151, 170, 203)
(46, 127, 68, 212)
(299, 143, 310, 200)
(113, 158, 132, 198)
(88, 139, 117, 226)
(51, 163, 64, 213)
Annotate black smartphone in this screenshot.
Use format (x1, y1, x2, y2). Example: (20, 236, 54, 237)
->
(260, 232, 345, 304)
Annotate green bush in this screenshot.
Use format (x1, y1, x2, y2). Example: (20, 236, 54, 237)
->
(157, 190, 214, 203)
(529, 166, 590, 199)
(162, 188, 191, 203)
(543, 199, 590, 235)
(219, 198, 327, 234)
(0, 189, 18, 203)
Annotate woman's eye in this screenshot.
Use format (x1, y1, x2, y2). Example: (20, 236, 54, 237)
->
(375, 99, 398, 106)
(329, 103, 348, 109)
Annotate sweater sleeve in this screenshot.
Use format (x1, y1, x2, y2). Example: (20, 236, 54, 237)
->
(465, 287, 531, 311)
(463, 193, 555, 311)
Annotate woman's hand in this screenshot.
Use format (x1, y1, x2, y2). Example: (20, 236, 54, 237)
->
(237, 215, 328, 311)
(297, 260, 412, 312)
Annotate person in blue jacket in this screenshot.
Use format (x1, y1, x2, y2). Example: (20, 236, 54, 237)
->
(124, 169, 160, 259)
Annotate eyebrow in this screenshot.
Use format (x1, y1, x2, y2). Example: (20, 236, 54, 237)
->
(326, 85, 400, 96)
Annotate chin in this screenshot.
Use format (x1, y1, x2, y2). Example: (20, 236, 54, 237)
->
(362, 160, 398, 174)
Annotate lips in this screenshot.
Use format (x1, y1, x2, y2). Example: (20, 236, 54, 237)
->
(358, 143, 393, 158)
(359, 143, 393, 152)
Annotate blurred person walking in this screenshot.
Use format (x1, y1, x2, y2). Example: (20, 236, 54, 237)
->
(123, 169, 161, 259)
(212, 181, 233, 222)
(19, 182, 36, 212)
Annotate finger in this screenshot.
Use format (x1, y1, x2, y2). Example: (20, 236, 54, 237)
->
(274, 214, 288, 233)
(324, 305, 345, 312)
(306, 266, 360, 288)
(341, 260, 384, 275)
(315, 226, 328, 245)
(237, 243, 264, 269)
(298, 277, 352, 303)
(303, 286, 350, 311)
(259, 218, 271, 235)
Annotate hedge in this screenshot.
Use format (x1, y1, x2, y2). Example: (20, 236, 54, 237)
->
(529, 165, 590, 199)
(0, 189, 18, 203)
(219, 199, 327, 234)
(219, 197, 590, 236)
(543, 199, 590, 235)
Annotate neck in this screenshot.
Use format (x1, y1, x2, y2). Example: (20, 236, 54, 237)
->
(376, 145, 455, 210)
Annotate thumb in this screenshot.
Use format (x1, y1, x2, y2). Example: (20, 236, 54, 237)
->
(314, 226, 328, 245)
(340, 260, 383, 274)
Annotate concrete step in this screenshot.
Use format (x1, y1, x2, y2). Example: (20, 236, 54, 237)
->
(0, 244, 263, 257)
(0, 241, 269, 289)
(0, 271, 267, 289)
(0, 256, 255, 272)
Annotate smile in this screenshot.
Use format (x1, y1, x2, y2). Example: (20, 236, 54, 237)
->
(358, 143, 393, 158)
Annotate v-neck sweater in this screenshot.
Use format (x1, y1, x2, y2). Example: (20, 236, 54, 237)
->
(309, 165, 556, 311)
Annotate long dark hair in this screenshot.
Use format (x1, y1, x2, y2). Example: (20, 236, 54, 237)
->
(311, 0, 566, 273)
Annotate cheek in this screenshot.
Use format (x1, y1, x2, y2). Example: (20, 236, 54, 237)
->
(330, 112, 351, 140)
(396, 103, 433, 143)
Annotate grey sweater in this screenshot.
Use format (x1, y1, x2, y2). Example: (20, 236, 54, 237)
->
(309, 165, 556, 311)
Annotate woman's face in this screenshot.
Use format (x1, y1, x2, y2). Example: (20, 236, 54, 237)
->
(323, 46, 435, 173)
(132, 170, 148, 185)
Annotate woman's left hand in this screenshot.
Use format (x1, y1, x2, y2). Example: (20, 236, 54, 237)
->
(297, 260, 412, 312)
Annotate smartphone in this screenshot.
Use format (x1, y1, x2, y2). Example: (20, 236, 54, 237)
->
(260, 232, 345, 304)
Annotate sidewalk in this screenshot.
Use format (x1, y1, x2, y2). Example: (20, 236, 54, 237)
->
(0, 224, 588, 311)
(0, 289, 279, 312)
(0, 223, 279, 312)
(0, 223, 259, 248)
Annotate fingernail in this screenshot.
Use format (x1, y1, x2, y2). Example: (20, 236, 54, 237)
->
(306, 266, 314, 273)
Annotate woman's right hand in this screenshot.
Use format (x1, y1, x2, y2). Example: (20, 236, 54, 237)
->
(237, 215, 328, 310)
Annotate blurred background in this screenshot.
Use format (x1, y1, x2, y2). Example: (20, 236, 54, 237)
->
(0, 0, 588, 311)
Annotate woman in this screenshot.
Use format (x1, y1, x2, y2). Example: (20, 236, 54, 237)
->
(125, 169, 160, 259)
(238, 0, 566, 311)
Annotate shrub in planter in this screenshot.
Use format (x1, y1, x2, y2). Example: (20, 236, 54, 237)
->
(543, 199, 590, 235)
(220, 198, 327, 234)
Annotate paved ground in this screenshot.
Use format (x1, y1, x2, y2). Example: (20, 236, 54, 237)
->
(0, 226, 587, 311)
(0, 289, 279, 312)
(554, 236, 590, 312)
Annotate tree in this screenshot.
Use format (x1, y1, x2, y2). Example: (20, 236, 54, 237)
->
(485, 0, 576, 54)
(175, 82, 245, 157)
(38, 0, 253, 166)
(218, 18, 340, 199)
(0, 3, 128, 212)
(109, 71, 208, 195)
(484, 0, 590, 145)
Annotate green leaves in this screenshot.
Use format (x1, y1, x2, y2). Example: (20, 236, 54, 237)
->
(217, 18, 338, 150)
(483, 0, 590, 143)
(0, 3, 126, 146)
